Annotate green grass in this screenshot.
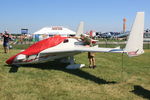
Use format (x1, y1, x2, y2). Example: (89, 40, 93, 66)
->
(0, 45, 150, 100)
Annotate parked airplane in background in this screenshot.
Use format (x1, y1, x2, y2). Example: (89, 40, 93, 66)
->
(96, 31, 129, 38)
(6, 12, 145, 69)
(114, 31, 129, 38)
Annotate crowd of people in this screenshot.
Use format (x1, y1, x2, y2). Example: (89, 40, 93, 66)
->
(0, 31, 33, 53)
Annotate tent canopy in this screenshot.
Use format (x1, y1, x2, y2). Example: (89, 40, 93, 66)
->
(33, 26, 76, 36)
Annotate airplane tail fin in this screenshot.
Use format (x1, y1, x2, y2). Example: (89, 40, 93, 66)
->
(76, 21, 84, 37)
(125, 12, 145, 57)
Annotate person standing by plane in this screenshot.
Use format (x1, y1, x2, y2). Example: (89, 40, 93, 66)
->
(88, 52, 96, 68)
(88, 40, 96, 69)
(80, 34, 96, 68)
(1, 31, 12, 53)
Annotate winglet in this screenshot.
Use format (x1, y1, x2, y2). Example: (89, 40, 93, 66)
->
(125, 12, 145, 57)
(76, 21, 84, 37)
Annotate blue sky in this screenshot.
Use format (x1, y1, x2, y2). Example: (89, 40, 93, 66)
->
(0, 0, 150, 33)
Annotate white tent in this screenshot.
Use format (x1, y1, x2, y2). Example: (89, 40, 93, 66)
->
(33, 26, 76, 37)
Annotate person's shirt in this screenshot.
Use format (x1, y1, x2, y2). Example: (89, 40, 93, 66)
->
(3, 34, 11, 43)
(81, 36, 92, 45)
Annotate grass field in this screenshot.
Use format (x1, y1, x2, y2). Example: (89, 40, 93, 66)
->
(0, 45, 150, 100)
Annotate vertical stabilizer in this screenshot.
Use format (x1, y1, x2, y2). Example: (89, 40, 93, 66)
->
(76, 21, 84, 37)
(125, 12, 145, 57)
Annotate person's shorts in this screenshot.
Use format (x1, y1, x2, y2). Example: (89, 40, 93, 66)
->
(88, 52, 95, 58)
(3, 42, 9, 48)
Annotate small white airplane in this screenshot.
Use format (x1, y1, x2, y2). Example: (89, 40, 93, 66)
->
(6, 12, 145, 69)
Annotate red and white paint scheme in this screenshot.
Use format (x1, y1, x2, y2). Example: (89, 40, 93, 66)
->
(6, 12, 145, 69)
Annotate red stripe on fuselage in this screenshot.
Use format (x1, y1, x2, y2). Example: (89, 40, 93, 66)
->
(6, 35, 67, 64)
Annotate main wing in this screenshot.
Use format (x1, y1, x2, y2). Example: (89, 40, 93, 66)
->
(75, 46, 124, 53)
(40, 45, 124, 54)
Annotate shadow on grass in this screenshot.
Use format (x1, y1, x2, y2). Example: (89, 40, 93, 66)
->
(9, 66, 18, 73)
(5, 64, 19, 73)
(6, 61, 116, 84)
(8, 65, 19, 73)
(131, 85, 150, 99)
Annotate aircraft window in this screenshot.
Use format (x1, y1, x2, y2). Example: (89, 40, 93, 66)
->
(63, 39, 69, 43)
(27, 55, 37, 60)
